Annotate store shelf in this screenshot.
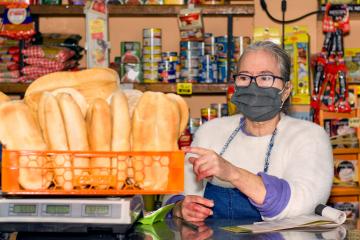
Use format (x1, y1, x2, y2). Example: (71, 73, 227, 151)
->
(331, 186, 360, 196)
(0, 82, 229, 95)
(133, 83, 228, 94)
(0, 4, 254, 16)
(333, 148, 360, 155)
(0, 83, 30, 94)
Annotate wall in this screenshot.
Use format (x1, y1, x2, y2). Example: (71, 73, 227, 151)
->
(38, 1, 360, 118)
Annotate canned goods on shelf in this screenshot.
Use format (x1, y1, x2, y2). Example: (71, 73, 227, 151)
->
(181, 68, 200, 76)
(143, 54, 162, 63)
(143, 38, 162, 47)
(180, 58, 201, 67)
(162, 51, 177, 58)
(143, 46, 162, 55)
(200, 54, 218, 83)
(143, 62, 159, 71)
(210, 103, 228, 117)
(180, 49, 204, 57)
(143, 28, 162, 38)
(180, 41, 205, 51)
(144, 70, 159, 80)
(201, 107, 217, 124)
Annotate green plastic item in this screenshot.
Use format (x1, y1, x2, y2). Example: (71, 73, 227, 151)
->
(138, 203, 175, 225)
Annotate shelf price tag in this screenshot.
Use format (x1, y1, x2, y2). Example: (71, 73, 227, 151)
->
(349, 118, 360, 128)
(177, 83, 192, 95)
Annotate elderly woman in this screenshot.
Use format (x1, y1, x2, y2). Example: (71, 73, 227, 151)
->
(169, 41, 333, 222)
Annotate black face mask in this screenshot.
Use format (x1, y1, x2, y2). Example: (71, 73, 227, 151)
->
(231, 83, 284, 122)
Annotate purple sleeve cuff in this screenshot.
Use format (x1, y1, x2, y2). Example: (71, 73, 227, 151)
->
(249, 172, 291, 218)
(165, 195, 185, 219)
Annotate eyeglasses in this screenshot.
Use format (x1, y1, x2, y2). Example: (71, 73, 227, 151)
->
(233, 73, 284, 88)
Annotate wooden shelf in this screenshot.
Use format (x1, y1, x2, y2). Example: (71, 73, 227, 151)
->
(0, 83, 30, 94)
(331, 186, 360, 196)
(0, 82, 229, 95)
(133, 83, 228, 94)
(0, 4, 254, 16)
(333, 148, 360, 155)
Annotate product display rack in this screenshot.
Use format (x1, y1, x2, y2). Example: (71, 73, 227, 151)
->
(0, 3, 253, 95)
(318, 109, 360, 208)
(0, 4, 254, 16)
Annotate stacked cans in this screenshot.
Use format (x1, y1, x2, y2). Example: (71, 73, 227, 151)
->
(143, 28, 162, 83)
(215, 36, 234, 83)
(180, 41, 204, 83)
(201, 33, 218, 83)
(158, 51, 178, 83)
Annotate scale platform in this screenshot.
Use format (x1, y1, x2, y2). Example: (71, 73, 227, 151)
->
(0, 195, 144, 234)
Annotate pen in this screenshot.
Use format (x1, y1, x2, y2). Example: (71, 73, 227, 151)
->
(174, 216, 199, 231)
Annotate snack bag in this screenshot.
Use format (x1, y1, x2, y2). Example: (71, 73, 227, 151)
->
(0, 3, 35, 40)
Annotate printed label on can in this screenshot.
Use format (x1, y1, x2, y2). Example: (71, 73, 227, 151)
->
(201, 107, 217, 124)
(143, 28, 162, 38)
(143, 62, 159, 71)
(143, 46, 161, 54)
(200, 54, 217, 83)
(143, 54, 162, 62)
(210, 103, 228, 117)
(143, 38, 161, 47)
(180, 41, 205, 51)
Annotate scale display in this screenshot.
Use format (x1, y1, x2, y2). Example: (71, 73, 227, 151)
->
(0, 197, 142, 225)
(46, 205, 70, 215)
(11, 204, 37, 215)
(84, 205, 109, 216)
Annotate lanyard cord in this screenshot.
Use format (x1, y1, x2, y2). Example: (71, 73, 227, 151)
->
(219, 117, 278, 173)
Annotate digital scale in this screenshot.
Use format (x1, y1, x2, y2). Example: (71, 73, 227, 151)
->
(0, 195, 144, 234)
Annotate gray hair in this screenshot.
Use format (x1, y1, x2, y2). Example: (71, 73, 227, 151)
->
(239, 41, 291, 82)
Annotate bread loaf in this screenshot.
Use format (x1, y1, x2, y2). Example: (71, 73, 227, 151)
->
(0, 101, 52, 190)
(86, 98, 112, 189)
(51, 88, 88, 117)
(0, 91, 10, 104)
(122, 89, 143, 119)
(110, 90, 131, 189)
(38, 92, 73, 190)
(132, 92, 180, 190)
(24, 68, 119, 117)
(166, 93, 189, 136)
(57, 93, 90, 187)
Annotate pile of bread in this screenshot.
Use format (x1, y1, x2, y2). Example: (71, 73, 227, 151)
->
(0, 68, 188, 191)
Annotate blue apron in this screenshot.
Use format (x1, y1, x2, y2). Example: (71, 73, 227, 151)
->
(204, 117, 277, 221)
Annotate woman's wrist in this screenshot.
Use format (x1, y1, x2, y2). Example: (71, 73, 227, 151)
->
(227, 164, 241, 184)
(172, 200, 183, 218)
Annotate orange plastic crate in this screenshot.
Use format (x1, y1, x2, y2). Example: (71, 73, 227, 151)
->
(1, 149, 184, 196)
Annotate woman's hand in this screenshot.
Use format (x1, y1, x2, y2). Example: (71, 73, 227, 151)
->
(179, 220, 213, 240)
(185, 146, 237, 182)
(173, 195, 214, 222)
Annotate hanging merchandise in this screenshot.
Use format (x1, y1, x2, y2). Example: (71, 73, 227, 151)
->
(0, 3, 35, 40)
(84, 0, 109, 68)
(253, 27, 281, 45)
(177, 6, 204, 42)
(284, 26, 311, 105)
(311, 3, 351, 123)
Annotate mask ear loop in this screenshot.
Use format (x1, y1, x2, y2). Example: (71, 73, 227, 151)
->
(279, 81, 290, 109)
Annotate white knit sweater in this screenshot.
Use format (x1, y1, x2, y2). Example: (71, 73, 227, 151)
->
(185, 113, 334, 220)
